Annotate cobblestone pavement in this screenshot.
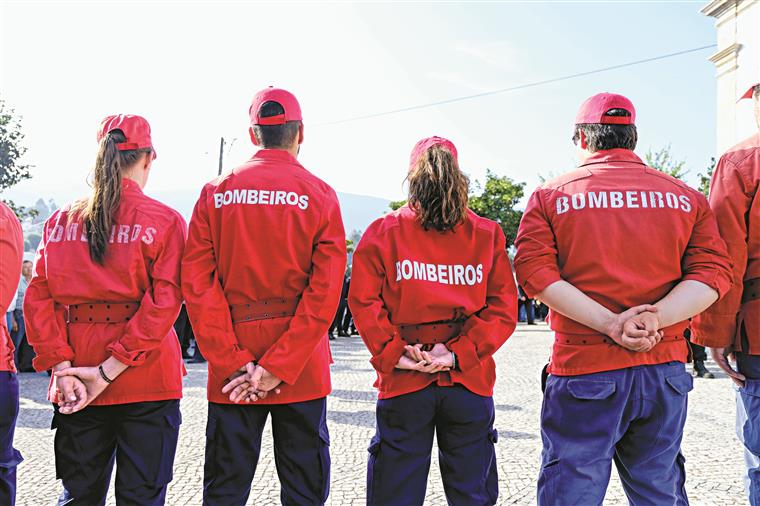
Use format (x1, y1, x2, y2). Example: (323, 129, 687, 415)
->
(14, 323, 746, 505)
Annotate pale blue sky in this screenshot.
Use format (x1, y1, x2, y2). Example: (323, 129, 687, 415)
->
(1, 1, 717, 217)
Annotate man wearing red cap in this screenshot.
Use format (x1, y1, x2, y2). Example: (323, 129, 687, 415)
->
(0, 202, 23, 506)
(692, 81, 760, 505)
(515, 92, 733, 504)
(182, 87, 346, 506)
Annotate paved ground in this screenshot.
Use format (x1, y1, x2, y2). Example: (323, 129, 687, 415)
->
(14, 323, 747, 505)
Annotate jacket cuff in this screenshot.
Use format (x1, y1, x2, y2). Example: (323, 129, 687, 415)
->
(691, 313, 737, 349)
(33, 347, 76, 372)
(521, 266, 562, 298)
(257, 358, 297, 386)
(216, 347, 256, 381)
(369, 333, 407, 374)
(682, 272, 731, 300)
(447, 336, 480, 372)
(107, 342, 148, 367)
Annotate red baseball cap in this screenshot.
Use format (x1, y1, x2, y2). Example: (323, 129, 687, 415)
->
(409, 136, 459, 169)
(575, 93, 636, 125)
(249, 87, 302, 125)
(740, 82, 759, 100)
(97, 114, 156, 159)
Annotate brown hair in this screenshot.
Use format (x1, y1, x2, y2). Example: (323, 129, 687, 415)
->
(407, 145, 470, 232)
(572, 108, 638, 152)
(70, 129, 151, 264)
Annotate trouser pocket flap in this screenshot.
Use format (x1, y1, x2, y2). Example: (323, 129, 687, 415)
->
(666, 373, 694, 395)
(567, 379, 616, 400)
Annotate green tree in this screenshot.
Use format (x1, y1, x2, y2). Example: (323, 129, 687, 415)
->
(697, 157, 716, 198)
(0, 99, 35, 218)
(469, 170, 526, 247)
(389, 200, 406, 211)
(645, 145, 688, 181)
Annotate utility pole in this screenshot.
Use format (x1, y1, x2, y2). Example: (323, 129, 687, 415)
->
(217, 137, 225, 176)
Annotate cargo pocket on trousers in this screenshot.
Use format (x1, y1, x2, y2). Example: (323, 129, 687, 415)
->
(203, 416, 218, 482)
(665, 373, 694, 396)
(538, 458, 560, 505)
(740, 380, 760, 455)
(367, 435, 381, 504)
(149, 409, 182, 487)
(567, 380, 616, 400)
(318, 421, 331, 503)
(51, 415, 72, 482)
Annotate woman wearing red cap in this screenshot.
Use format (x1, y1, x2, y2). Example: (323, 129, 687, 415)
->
(24, 115, 186, 505)
(348, 137, 518, 506)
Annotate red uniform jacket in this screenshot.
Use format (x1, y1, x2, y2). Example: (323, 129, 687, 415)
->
(0, 202, 23, 373)
(348, 205, 518, 399)
(24, 179, 186, 405)
(514, 149, 732, 376)
(693, 134, 760, 352)
(181, 149, 346, 405)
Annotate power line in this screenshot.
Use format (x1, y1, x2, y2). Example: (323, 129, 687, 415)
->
(314, 44, 717, 127)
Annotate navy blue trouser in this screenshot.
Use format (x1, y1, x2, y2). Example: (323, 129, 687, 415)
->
(0, 372, 22, 506)
(203, 397, 330, 506)
(736, 352, 760, 505)
(367, 384, 498, 506)
(53, 399, 181, 506)
(538, 362, 693, 505)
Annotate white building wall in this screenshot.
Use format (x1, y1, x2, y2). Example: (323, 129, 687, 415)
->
(704, 0, 760, 152)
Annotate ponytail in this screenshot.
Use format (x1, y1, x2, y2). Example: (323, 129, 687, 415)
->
(70, 129, 151, 264)
(407, 145, 470, 232)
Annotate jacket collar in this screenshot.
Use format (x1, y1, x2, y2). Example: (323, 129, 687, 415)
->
(578, 149, 645, 168)
(251, 148, 300, 165)
(122, 178, 144, 195)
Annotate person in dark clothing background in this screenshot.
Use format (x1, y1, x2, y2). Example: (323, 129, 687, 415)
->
(330, 274, 351, 339)
(685, 327, 714, 378)
(518, 285, 536, 325)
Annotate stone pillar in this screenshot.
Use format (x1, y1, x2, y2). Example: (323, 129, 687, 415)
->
(703, 0, 760, 152)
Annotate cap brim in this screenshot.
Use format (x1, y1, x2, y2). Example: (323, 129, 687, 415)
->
(739, 84, 758, 101)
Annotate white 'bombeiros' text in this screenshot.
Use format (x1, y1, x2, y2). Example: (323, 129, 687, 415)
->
(213, 189, 309, 210)
(395, 259, 484, 286)
(555, 190, 692, 215)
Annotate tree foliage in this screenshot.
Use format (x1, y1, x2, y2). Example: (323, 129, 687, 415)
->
(645, 145, 688, 181)
(389, 200, 406, 211)
(0, 99, 34, 218)
(469, 170, 525, 247)
(697, 157, 716, 198)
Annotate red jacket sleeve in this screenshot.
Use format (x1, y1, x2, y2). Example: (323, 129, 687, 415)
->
(25, 214, 75, 371)
(107, 213, 186, 366)
(446, 226, 518, 372)
(514, 189, 562, 297)
(0, 203, 23, 312)
(182, 187, 256, 380)
(257, 191, 347, 385)
(692, 158, 750, 348)
(348, 226, 406, 375)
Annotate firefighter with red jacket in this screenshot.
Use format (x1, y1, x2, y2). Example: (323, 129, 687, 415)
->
(0, 202, 23, 506)
(514, 93, 733, 505)
(182, 87, 346, 506)
(692, 81, 760, 505)
(24, 115, 186, 505)
(349, 137, 518, 506)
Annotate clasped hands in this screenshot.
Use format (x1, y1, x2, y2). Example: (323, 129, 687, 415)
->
(49, 360, 117, 415)
(605, 304, 663, 353)
(395, 343, 454, 373)
(222, 362, 283, 403)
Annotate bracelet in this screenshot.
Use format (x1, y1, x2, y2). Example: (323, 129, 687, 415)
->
(98, 364, 113, 384)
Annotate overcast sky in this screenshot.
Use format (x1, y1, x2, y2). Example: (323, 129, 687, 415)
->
(1, 1, 723, 215)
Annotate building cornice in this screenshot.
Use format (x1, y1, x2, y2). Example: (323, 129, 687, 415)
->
(701, 0, 736, 18)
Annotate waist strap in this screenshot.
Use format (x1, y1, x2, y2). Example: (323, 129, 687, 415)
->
(398, 321, 464, 345)
(743, 278, 760, 304)
(555, 334, 683, 346)
(229, 297, 300, 324)
(67, 302, 140, 324)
